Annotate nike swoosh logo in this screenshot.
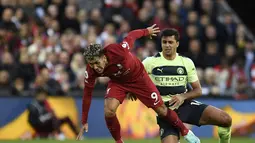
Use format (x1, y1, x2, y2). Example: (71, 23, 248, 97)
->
(107, 88, 111, 94)
(154, 100, 160, 105)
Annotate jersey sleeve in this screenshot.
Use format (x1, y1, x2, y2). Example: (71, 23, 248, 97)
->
(142, 57, 153, 74)
(82, 65, 96, 124)
(120, 29, 149, 52)
(185, 58, 198, 83)
(105, 29, 150, 58)
(84, 65, 96, 88)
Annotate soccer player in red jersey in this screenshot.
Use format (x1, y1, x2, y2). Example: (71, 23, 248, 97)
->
(76, 24, 200, 143)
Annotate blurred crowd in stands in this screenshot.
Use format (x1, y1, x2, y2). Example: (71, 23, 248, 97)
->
(0, 0, 254, 99)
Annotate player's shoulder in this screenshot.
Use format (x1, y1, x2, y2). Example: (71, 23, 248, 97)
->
(177, 53, 194, 65)
(104, 43, 121, 51)
(143, 52, 161, 62)
(153, 52, 162, 58)
(85, 65, 96, 76)
(142, 53, 159, 65)
(105, 43, 126, 55)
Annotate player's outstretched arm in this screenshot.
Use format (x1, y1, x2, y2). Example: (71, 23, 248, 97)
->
(122, 24, 160, 50)
(76, 86, 93, 140)
(77, 68, 96, 140)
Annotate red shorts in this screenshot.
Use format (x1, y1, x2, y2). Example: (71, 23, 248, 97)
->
(105, 71, 163, 109)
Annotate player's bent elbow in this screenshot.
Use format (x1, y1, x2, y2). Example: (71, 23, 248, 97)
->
(197, 89, 202, 97)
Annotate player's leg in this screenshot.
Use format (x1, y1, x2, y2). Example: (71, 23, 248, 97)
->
(104, 81, 126, 143)
(153, 104, 199, 143)
(153, 103, 189, 136)
(177, 100, 232, 143)
(127, 73, 200, 143)
(199, 105, 232, 143)
(158, 117, 179, 143)
(162, 135, 179, 143)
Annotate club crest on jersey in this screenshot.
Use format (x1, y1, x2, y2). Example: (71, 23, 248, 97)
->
(117, 64, 123, 69)
(177, 67, 184, 75)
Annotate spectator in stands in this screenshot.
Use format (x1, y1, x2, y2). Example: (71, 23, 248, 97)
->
(60, 5, 80, 34)
(19, 23, 33, 47)
(143, 39, 157, 57)
(12, 8, 28, 29)
(39, 67, 64, 96)
(116, 20, 130, 42)
(204, 41, 221, 67)
(87, 8, 104, 32)
(181, 24, 199, 53)
(99, 23, 116, 45)
(27, 88, 79, 139)
(151, 8, 168, 30)
(70, 53, 85, 77)
(131, 8, 150, 31)
(10, 77, 27, 96)
(244, 41, 254, 87)
(224, 44, 236, 65)
(59, 51, 75, 83)
(15, 51, 36, 89)
(141, 0, 154, 18)
(203, 25, 218, 47)
(185, 11, 199, 26)
(0, 52, 15, 79)
(185, 39, 204, 69)
(1, 8, 17, 32)
(77, 9, 88, 35)
(167, 13, 181, 34)
(0, 70, 10, 95)
(250, 60, 255, 90)
(0, 0, 253, 98)
(203, 68, 220, 96)
(223, 12, 237, 45)
(231, 55, 250, 99)
(47, 4, 59, 20)
(214, 57, 232, 96)
(235, 24, 246, 49)
(103, 0, 134, 26)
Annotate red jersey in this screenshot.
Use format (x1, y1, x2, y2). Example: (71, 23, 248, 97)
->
(82, 29, 150, 124)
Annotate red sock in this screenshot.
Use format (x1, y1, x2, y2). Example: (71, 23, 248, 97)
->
(105, 115, 122, 141)
(163, 109, 189, 136)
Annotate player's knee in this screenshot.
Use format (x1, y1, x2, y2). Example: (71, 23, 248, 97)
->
(104, 106, 116, 117)
(104, 98, 119, 117)
(221, 111, 232, 127)
(154, 104, 168, 116)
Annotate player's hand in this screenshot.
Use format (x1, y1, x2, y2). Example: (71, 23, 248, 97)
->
(147, 24, 160, 38)
(76, 123, 88, 140)
(126, 92, 137, 101)
(168, 94, 185, 108)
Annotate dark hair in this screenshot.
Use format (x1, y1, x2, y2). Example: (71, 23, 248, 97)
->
(35, 88, 48, 96)
(160, 28, 180, 42)
(83, 43, 104, 63)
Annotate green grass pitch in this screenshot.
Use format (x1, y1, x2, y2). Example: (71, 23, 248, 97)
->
(0, 138, 254, 143)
